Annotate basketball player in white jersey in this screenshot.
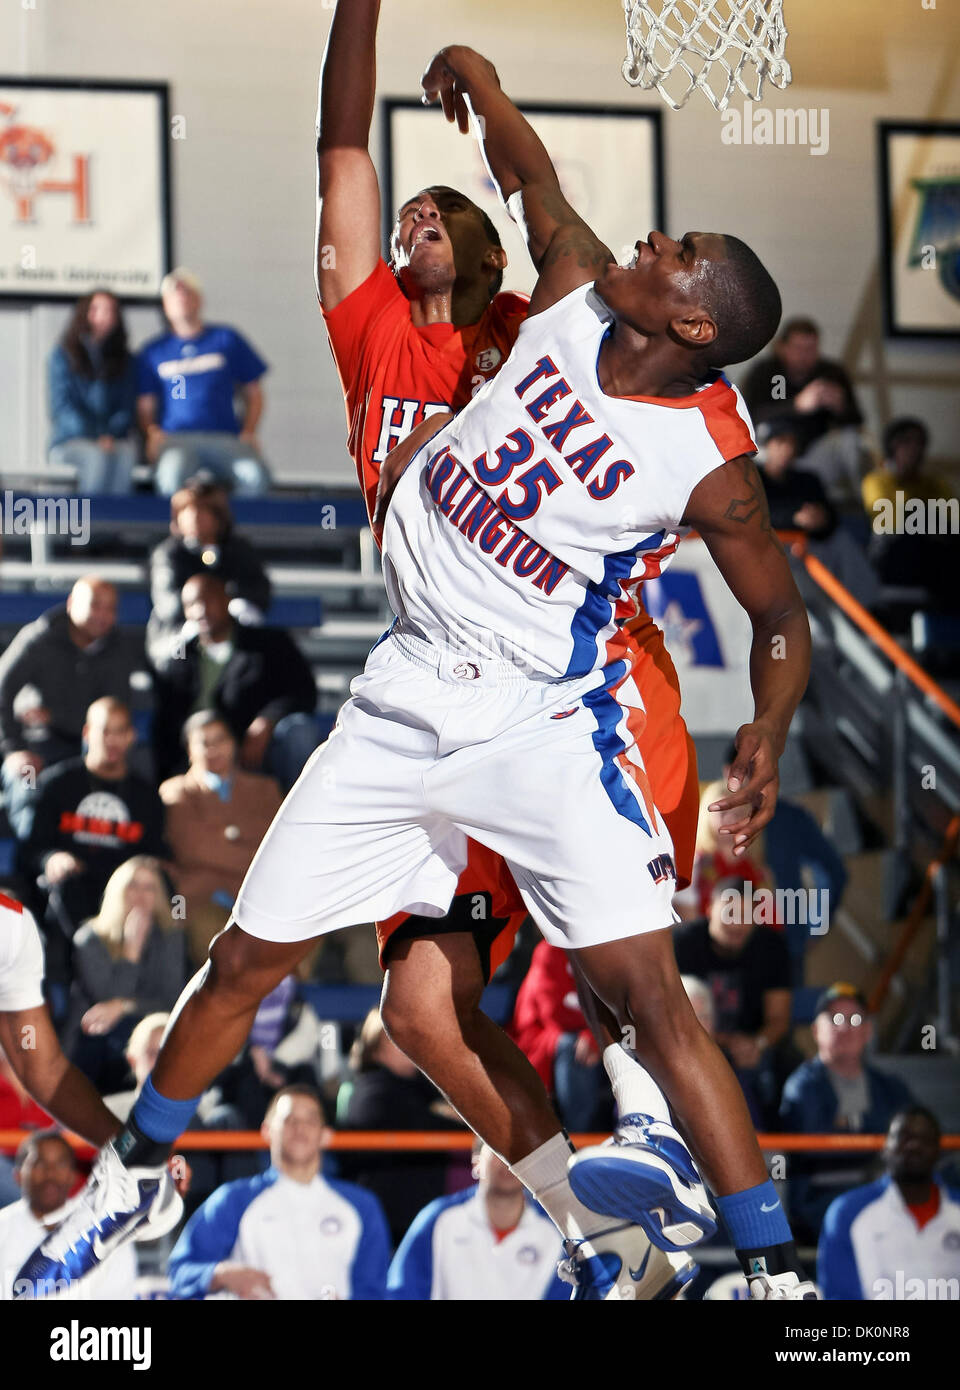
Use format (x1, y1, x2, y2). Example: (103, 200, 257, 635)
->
(0, 891, 120, 1147)
(0, 890, 182, 1291)
(20, 45, 816, 1301)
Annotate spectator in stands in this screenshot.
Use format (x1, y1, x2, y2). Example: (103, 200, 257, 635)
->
(781, 983, 915, 1243)
(720, 741, 848, 983)
(862, 417, 959, 611)
(680, 972, 762, 1127)
(103, 1010, 169, 1125)
(676, 781, 777, 921)
(152, 574, 318, 789)
(508, 940, 613, 1134)
(673, 877, 793, 1127)
(104, 1012, 252, 1207)
(160, 710, 282, 963)
(756, 418, 836, 539)
(337, 1009, 462, 1246)
(137, 268, 270, 496)
(47, 290, 138, 494)
(23, 697, 167, 947)
(387, 1141, 566, 1300)
(740, 316, 865, 504)
(0, 1047, 53, 1208)
(818, 1107, 960, 1300)
(64, 855, 187, 1091)
(0, 1130, 136, 1299)
(862, 418, 955, 515)
(147, 474, 272, 668)
(756, 419, 884, 609)
(0, 577, 147, 837)
(216, 975, 323, 1131)
(168, 1085, 391, 1300)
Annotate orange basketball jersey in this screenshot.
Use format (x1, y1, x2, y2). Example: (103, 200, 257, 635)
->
(323, 259, 530, 525)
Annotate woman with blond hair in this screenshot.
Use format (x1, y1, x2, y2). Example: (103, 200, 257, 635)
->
(65, 855, 188, 1090)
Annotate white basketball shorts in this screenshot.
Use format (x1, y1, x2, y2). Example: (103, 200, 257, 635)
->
(233, 628, 680, 950)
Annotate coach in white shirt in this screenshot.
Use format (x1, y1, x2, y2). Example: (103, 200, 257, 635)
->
(818, 1107, 960, 1300)
(167, 1085, 391, 1300)
(0, 1130, 136, 1300)
(387, 1143, 566, 1300)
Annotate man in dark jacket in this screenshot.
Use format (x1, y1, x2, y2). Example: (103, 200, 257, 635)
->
(740, 317, 865, 504)
(780, 983, 914, 1243)
(146, 475, 272, 668)
(23, 697, 167, 942)
(0, 578, 149, 836)
(756, 418, 836, 539)
(152, 574, 318, 788)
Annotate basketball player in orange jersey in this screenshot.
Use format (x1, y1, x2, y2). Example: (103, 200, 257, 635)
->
(315, 0, 707, 1294)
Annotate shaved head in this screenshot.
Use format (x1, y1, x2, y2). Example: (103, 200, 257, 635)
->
(699, 235, 782, 368)
(66, 575, 117, 642)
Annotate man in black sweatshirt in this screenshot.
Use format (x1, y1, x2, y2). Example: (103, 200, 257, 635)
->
(0, 577, 149, 836)
(23, 698, 167, 956)
(151, 574, 318, 788)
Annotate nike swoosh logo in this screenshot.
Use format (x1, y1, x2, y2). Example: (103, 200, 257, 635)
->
(92, 1226, 137, 1262)
(629, 1247, 652, 1282)
(760, 1201, 781, 1213)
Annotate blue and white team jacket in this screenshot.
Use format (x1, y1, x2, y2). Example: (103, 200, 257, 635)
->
(387, 1186, 567, 1301)
(168, 1167, 391, 1300)
(818, 1175, 960, 1300)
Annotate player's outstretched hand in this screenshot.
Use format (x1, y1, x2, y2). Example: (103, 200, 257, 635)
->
(420, 47, 500, 133)
(707, 722, 780, 856)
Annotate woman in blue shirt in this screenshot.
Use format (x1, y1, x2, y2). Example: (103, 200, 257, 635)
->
(48, 290, 138, 493)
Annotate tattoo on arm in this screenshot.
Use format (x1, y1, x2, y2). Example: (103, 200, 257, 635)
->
(542, 229, 612, 274)
(537, 188, 612, 272)
(723, 457, 775, 537)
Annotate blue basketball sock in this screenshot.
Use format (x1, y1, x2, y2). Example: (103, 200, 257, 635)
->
(130, 1076, 202, 1145)
(716, 1179, 792, 1250)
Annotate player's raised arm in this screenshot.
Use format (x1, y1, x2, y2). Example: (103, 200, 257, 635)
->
(420, 46, 613, 316)
(683, 455, 811, 853)
(315, 0, 384, 309)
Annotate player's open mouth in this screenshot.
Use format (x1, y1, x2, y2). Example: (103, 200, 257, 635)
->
(411, 226, 444, 250)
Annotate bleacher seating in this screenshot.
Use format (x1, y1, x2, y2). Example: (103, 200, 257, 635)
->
(299, 981, 517, 1028)
(0, 591, 324, 632)
(0, 492, 368, 532)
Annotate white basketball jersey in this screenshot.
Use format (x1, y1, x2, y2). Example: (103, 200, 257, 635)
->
(0, 894, 45, 1013)
(382, 282, 757, 680)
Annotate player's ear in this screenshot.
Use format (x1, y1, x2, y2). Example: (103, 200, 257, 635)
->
(483, 245, 508, 274)
(670, 310, 717, 350)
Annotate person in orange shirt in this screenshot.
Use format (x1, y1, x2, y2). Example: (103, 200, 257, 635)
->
(309, 3, 706, 1301)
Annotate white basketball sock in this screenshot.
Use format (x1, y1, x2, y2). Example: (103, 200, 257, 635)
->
(603, 1044, 672, 1125)
(510, 1132, 611, 1240)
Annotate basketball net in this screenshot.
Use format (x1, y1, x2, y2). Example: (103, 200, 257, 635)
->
(621, 0, 792, 112)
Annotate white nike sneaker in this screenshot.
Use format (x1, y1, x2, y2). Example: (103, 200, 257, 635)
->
(12, 1140, 181, 1298)
(557, 1221, 698, 1301)
(748, 1270, 821, 1300)
(568, 1112, 717, 1252)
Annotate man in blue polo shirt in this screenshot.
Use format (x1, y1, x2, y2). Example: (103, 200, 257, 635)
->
(387, 1142, 569, 1301)
(168, 1085, 390, 1299)
(137, 268, 271, 496)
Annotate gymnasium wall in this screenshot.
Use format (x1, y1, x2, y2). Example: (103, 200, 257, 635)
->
(1, 0, 958, 486)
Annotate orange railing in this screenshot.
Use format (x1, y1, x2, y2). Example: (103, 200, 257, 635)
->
(802, 551, 960, 731)
(2, 1129, 959, 1156)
